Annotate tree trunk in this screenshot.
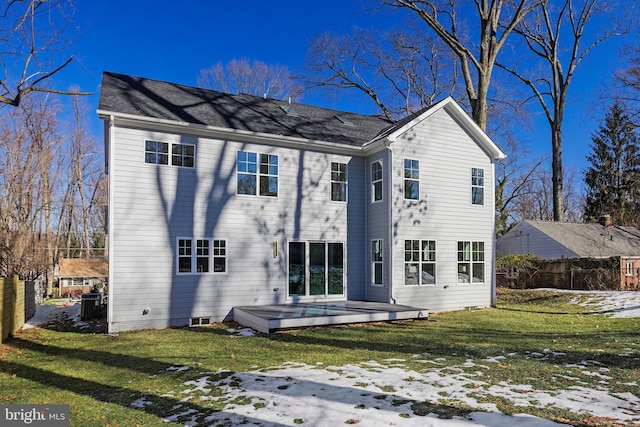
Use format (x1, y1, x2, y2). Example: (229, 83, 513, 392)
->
(551, 123, 564, 221)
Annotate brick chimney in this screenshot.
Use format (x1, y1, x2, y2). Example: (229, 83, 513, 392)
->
(598, 214, 613, 227)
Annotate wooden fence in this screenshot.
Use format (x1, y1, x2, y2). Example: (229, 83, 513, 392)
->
(1, 276, 36, 342)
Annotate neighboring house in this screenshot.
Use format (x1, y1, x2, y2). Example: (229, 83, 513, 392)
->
(56, 258, 108, 297)
(497, 216, 640, 289)
(97, 71, 506, 333)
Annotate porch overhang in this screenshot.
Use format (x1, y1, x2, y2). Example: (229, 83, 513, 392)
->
(233, 301, 428, 334)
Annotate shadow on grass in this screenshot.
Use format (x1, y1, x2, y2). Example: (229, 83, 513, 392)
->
(1, 334, 476, 426)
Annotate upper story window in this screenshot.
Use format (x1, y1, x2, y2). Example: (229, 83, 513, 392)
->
(471, 168, 484, 205)
(237, 151, 278, 197)
(145, 140, 194, 168)
(457, 241, 484, 283)
(371, 160, 383, 202)
(331, 162, 348, 202)
(404, 159, 419, 200)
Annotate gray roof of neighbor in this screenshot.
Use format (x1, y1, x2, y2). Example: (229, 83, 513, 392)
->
(523, 220, 640, 258)
(98, 71, 396, 147)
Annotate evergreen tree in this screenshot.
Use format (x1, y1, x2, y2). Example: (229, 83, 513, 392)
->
(584, 103, 640, 225)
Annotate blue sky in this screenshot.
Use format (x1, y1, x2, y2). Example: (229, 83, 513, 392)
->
(51, 0, 632, 178)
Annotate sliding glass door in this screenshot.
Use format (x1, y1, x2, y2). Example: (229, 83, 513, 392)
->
(288, 241, 344, 298)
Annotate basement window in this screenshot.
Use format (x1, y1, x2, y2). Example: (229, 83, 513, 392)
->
(190, 317, 211, 327)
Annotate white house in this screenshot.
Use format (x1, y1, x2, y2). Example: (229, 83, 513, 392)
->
(98, 72, 506, 333)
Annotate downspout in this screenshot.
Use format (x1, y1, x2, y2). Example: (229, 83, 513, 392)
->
(491, 161, 497, 308)
(107, 115, 116, 334)
(387, 141, 396, 304)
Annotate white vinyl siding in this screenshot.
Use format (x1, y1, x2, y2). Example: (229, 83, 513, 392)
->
(108, 126, 354, 332)
(389, 107, 496, 311)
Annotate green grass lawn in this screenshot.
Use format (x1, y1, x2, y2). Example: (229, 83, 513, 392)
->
(1, 289, 639, 426)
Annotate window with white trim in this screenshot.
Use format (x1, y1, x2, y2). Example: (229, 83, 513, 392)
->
(145, 140, 194, 167)
(404, 159, 419, 200)
(371, 160, 383, 202)
(626, 261, 634, 276)
(177, 238, 226, 274)
(471, 168, 484, 205)
(404, 240, 436, 285)
(237, 151, 278, 196)
(457, 241, 484, 283)
(371, 239, 383, 285)
(331, 162, 348, 202)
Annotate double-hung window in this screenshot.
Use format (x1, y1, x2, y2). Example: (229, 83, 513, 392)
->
(404, 240, 436, 285)
(331, 162, 348, 202)
(237, 151, 278, 196)
(404, 159, 419, 200)
(145, 140, 194, 167)
(471, 168, 484, 205)
(178, 238, 227, 274)
(626, 261, 634, 277)
(457, 241, 484, 283)
(371, 239, 383, 285)
(371, 160, 383, 202)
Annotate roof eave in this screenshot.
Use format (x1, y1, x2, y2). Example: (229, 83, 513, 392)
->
(97, 109, 366, 154)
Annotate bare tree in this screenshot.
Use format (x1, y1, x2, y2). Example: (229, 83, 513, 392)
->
(0, 94, 63, 279)
(381, 0, 542, 130)
(513, 165, 582, 222)
(305, 26, 460, 120)
(0, 0, 89, 107)
(197, 58, 303, 101)
(498, 0, 626, 221)
(57, 89, 103, 258)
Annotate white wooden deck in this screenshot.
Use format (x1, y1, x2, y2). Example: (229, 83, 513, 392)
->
(233, 301, 428, 333)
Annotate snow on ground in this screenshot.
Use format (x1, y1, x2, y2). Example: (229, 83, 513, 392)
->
(22, 298, 88, 330)
(21, 291, 640, 426)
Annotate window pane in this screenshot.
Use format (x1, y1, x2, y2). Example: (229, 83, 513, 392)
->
(213, 257, 226, 273)
(171, 144, 195, 167)
(472, 263, 484, 283)
(405, 263, 419, 285)
(372, 240, 382, 262)
(373, 181, 382, 202)
(259, 176, 278, 196)
(331, 182, 346, 202)
(422, 263, 435, 284)
(237, 174, 256, 195)
(213, 240, 226, 272)
(309, 243, 325, 296)
(178, 239, 192, 273)
(458, 263, 470, 283)
(145, 140, 169, 165)
(422, 240, 436, 262)
(328, 243, 344, 295)
(374, 263, 383, 285)
(196, 240, 209, 273)
(404, 180, 419, 200)
(472, 187, 484, 205)
(288, 242, 306, 296)
(458, 241, 470, 261)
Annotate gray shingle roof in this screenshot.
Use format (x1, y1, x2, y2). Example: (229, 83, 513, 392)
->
(98, 72, 395, 147)
(526, 220, 640, 258)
